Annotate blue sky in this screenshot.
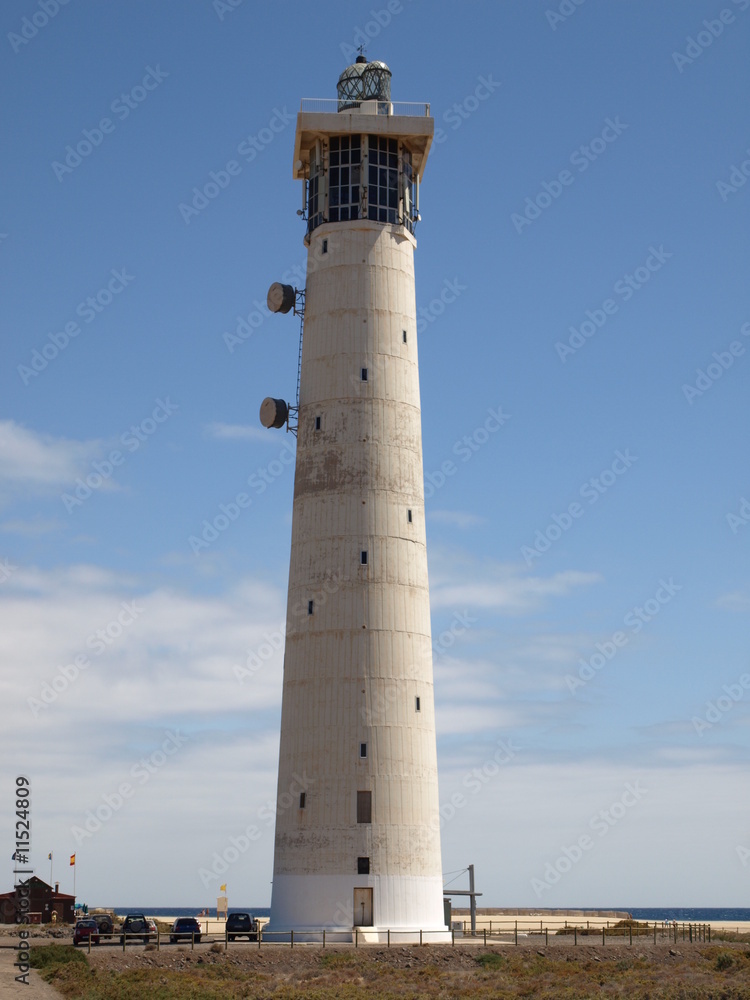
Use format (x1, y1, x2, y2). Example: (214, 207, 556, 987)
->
(2, 0, 749, 910)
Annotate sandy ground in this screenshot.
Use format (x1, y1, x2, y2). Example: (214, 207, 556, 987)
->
(0, 948, 63, 999)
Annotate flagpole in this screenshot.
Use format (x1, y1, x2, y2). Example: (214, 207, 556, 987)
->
(49, 852, 53, 888)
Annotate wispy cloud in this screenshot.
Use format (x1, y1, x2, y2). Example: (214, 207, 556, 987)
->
(0, 421, 102, 489)
(716, 590, 750, 613)
(204, 422, 271, 443)
(429, 509, 486, 529)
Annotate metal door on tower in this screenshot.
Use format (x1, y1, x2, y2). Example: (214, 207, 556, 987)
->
(353, 888, 373, 926)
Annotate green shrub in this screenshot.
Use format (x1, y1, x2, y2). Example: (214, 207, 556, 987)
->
(715, 952, 734, 971)
(29, 945, 87, 970)
(476, 952, 505, 969)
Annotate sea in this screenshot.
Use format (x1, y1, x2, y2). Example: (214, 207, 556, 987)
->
(116, 907, 750, 924)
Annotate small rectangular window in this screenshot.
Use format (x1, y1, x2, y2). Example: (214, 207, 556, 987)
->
(415, 696, 421, 712)
(407, 509, 413, 523)
(359, 742, 367, 758)
(308, 600, 314, 615)
(357, 790, 372, 824)
(315, 416, 321, 430)
(360, 550, 368, 565)
(322, 238, 328, 254)
(357, 856, 370, 874)
(361, 368, 368, 382)
(402, 330, 407, 343)
(299, 792, 306, 808)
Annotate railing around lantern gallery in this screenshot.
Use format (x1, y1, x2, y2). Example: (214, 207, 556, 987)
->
(300, 98, 430, 116)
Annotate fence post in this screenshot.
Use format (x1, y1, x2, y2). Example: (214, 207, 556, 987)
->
(452, 929, 455, 947)
(490, 920, 492, 936)
(355, 927, 358, 948)
(88, 933, 91, 954)
(157, 930, 160, 952)
(545, 927, 548, 946)
(708, 924, 711, 943)
(322, 929, 326, 949)
(574, 927, 577, 946)
(689, 924, 692, 943)
(653, 923, 656, 945)
(122, 933, 125, 953)
(420, 929, 423, 947)
(515, 920, 518, 946)
(602, 927, 605, 947)
(258, 924, 262, 949)
(291, 929, 294, 949)
(191, 932, 195, 951)
(629, 924, 632, 947)
(484, 928, 487, 946)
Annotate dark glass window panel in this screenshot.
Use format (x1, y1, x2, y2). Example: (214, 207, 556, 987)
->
(368, 205, 377, 220)
(379, 167, 387, 187)
(330, 137, 339, 151)
(388, 188, 397, 208)
(369, 165, 378, 186)
(388, 208, 397, 223)
(329, 187, 339, 207)
(341, 167, 349, 185)
(341, 207, 349, 221)
(329, 207, 339, 222)
(351, 165, 360, 184)
(351, 135, 360, 150)
(351, 205, 359, 219)
(330, 151, 339, 166)
(330, 167, 339, 185)
(351, 186, 359, 204)
(341, 149, 349, 165)
(379, 207, 387, 222)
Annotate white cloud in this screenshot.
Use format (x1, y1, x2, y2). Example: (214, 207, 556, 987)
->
(430, 555, 602, 613)
(0, 420, 102, 489)
(429, 509, 486, 529)
(716, 590, 750, 613)
(204, 422, 271, 443)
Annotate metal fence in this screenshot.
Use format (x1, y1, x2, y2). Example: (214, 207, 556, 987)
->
(299, 98, 430, 116)
(76, 920, 714, 952)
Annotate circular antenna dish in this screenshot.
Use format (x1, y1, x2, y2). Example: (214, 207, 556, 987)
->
(267, 282, 295, 314)
(259, 397, 289, 430)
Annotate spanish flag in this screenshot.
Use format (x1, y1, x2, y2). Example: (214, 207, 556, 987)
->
(219, 884, 226, 892)
(69, 854, 76, 866)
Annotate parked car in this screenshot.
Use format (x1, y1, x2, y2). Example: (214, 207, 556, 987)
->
(170, 917, 202, 943)
(73, 919, 100, 946)
(226, 911, 257, 941)
(119, 913, 154, 944)
(92, 913, 114, 935)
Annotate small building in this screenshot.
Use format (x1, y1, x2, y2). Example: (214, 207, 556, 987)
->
(0, 876, 75, 924)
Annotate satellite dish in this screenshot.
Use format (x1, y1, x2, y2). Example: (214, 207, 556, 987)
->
(267, 282, 295, 315)
(260, 397, 289, 429)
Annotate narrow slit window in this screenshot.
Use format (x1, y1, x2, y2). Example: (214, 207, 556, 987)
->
(415, 696, 421, 712)
(299, 792, 306, 808)
(359, 742, 367, 758)
(308, 600, 314, 615)
(315, 416, 321, 430)
(360, 550, 368, 565)
(361, 367, 368, 382)
(322, 238, 328, 254)
(407, 509, 413, 523)
(357, 790, 372, 824)
(402, 330, 407, 343)
(357, 856, 370, 874)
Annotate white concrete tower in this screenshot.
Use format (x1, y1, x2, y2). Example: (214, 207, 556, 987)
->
(262, 57, 448, 942)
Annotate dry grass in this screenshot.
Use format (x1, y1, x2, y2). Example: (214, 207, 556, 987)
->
(32, 942, 750, 999)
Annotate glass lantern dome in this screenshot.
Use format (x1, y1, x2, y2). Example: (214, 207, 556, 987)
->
(337, 56, 392, 111)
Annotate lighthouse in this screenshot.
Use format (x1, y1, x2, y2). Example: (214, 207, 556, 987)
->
(262, 56, 448, 942)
